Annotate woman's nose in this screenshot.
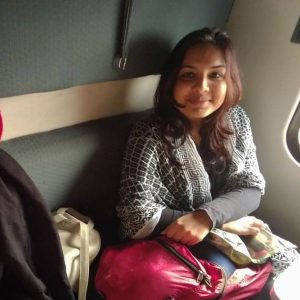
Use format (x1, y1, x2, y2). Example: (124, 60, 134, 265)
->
(193, 77, 209, 92)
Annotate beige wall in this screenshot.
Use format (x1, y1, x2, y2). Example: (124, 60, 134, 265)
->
(0, 75, 159, 141)
(226, 0, 300, 246)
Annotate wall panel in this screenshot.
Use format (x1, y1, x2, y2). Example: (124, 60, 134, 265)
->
(0, 0, 233, 97)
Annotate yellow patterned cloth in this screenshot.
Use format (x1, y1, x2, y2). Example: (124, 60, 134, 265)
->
(206, 226, 297, 266)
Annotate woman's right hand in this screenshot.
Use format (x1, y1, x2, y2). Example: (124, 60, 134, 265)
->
(161, 210, 213, 246)
(221, 216, 265, 236)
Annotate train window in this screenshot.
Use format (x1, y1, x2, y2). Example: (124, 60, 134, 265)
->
(286, 98, 300, 165)
(291, 17, 300, 44)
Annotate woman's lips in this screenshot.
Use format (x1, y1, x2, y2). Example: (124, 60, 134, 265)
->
(188, 97, 211, 108)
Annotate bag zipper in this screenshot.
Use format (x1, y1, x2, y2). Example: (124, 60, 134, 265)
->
(157, 238, 227, 298)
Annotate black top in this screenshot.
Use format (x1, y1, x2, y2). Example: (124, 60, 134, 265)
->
(0, 149, 75, 300)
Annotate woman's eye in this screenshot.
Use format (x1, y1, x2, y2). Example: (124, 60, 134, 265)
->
(209, 72, 225, 79)
(179, 72, 195, 80)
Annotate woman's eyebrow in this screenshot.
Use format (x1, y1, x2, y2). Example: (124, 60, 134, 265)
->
(211, 64, 226, 69)
(180, 64, 226, 69)
(180, 64, 196, 69)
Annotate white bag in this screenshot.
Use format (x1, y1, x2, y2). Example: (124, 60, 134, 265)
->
(53, 207, 101, 300)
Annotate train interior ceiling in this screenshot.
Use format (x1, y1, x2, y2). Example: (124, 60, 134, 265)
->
(0, 0, 299, 246)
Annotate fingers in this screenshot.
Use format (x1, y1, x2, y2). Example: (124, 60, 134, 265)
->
(250, 217, 264, 228)
(162, 229, 200, 245)
(238, 226, 260, 236)
(221, 216, 266, 236)
(161, 225, 203, 245)
(160, 211, 211, 245)
(161, 226, 178, 240)
(185, 237, 201, 246)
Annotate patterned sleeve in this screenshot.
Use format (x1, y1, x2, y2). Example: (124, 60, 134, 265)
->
(224, 106, 265, 194)
(116, 119, 166, 239)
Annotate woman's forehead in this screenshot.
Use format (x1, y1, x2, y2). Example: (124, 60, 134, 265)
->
(182, 44, 226, 67)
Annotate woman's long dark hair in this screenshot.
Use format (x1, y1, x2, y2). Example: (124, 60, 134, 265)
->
(154, 27, 242, 167)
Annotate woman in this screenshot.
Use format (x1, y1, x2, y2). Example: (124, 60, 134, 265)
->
(116, 28, 299, 279)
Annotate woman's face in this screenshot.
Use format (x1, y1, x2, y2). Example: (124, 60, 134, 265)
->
(173, 44, 227, 128)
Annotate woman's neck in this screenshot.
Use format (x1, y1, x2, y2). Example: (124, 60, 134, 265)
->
(188, 118, 202, 145)
(190, 127, 201, 146)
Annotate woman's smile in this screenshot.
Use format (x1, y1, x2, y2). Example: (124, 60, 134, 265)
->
(187, 95, 211, 108)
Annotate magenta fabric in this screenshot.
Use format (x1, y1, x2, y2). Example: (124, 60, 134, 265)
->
(95, 238, 225, 300)
(95, 238, 272, 300)
(222, 262, 273, 300)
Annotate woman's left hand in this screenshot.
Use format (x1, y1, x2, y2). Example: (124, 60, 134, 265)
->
(221, 216, 265, 236)
(161, 210, 213, 246)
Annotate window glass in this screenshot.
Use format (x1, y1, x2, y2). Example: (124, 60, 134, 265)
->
(286, 99, 300, 165)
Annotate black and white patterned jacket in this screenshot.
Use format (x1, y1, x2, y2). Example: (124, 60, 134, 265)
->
(117, 106, 265, 239)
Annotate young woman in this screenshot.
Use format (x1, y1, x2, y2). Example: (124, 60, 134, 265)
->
(116, 28, 299, 281)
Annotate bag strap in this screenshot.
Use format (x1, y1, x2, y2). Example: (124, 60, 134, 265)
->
(78, 221, 89, 300)
(59, 208, 91, 300)
(113, 0, 134, 70)
(157, 238, 212, 286)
